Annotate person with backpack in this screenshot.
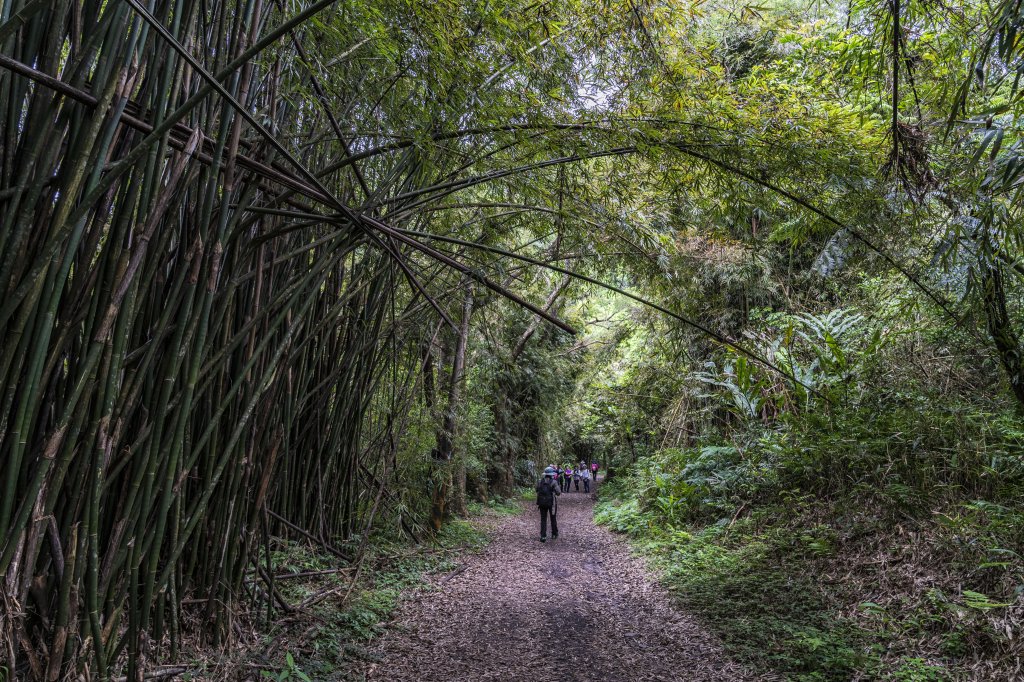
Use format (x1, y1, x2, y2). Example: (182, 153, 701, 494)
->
(581, 466, 591, 493)
(536, 466, 561, 542)
(560, 465, 571, 492)
(573, 467, 581, 492)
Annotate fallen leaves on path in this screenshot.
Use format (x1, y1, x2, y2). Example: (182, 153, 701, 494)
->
(361, 483, 760, 681)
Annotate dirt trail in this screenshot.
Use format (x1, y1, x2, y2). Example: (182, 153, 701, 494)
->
(362, 479, 756, 681)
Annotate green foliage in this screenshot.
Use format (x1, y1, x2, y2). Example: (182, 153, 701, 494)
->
(264, 516, 490, 678)
(889, 658, 947, 682)
(595, 406, 1024, 679)
(596, 495, 871, 679)
(696, 307, 886, 413)
(8, 0, 1024, 675)
(590, 285, 1024, 679)
(261, 653, 313, 682)
(467, 497, 523, 517)
(599, 445, 774, 525)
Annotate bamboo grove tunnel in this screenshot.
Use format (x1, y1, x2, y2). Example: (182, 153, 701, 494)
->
(3, 0, 1024, 679)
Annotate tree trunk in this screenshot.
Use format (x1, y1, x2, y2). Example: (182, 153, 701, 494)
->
(430, 287, 474, 530)
(481, 275, 571, 498)
(982, 261, 1024, 410)
(488, 389, 515, 498)
(454, 454, 468, 517)
(511, 276, 570, 361)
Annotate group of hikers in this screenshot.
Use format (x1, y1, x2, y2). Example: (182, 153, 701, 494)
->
(534, 461, 599, 542)
(554, 461, 594, 493)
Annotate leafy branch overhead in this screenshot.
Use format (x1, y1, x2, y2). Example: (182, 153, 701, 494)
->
(1, 0, 1023, 678)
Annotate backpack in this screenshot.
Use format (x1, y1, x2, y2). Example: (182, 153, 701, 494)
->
(536, 479, 555, 508)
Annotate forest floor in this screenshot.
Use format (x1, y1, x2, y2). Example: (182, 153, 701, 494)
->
(358, 479, 759, 681)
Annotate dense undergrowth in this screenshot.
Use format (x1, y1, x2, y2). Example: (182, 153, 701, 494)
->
(595, 405, 1024, 680)
(174, 499, 519, 681)
(7, 0, 1024, 675)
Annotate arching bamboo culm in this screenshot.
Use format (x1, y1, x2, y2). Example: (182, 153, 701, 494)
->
(0, 0, 500, 677)
(3, 0, 926, 676)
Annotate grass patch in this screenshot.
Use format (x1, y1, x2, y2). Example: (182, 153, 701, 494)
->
(467, 494, 524, 516)
(300, 518, 488, 675)
(597, 491, 870, 680)
(658, 523, 870, 680)
(243, 514, 492, 680)
(596, 482, 1022, 681)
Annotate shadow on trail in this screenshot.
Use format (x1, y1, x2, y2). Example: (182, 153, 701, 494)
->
(362, 480, 755, 681)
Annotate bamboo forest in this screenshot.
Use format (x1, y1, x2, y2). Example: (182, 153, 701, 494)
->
(1, 0, 1024, 679)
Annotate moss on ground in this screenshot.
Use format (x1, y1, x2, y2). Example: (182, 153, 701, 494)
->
(176, 502, 508, 680)
(595, 484, 1021, 681)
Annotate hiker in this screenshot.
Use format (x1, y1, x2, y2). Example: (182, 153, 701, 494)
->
(581, 466, 591, 493)
(591, 461, 599, 482)
(573, 467, 581, 492)
(536, 466, 560, 542)
(560, 465, 571, 492)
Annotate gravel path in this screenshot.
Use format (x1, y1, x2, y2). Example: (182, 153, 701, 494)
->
(361, 479, 756, 681)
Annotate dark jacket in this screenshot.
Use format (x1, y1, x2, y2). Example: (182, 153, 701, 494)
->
(535, 476, 561, 510)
